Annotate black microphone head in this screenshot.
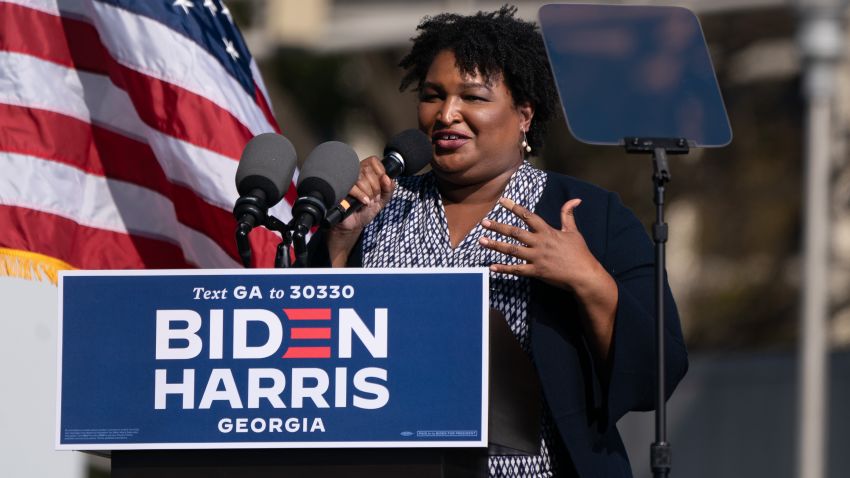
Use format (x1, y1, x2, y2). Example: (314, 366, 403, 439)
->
(297, 141, 360, 208)
(235, 133, 297, 206)
(384, 129, 432, 176)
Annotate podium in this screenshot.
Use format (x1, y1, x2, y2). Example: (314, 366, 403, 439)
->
(57, 271, 542, 478)
(109, 311, 541, 478)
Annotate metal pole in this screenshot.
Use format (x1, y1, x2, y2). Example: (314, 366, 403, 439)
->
(796, 5, 843, 478)
(651, 147, 671, 478)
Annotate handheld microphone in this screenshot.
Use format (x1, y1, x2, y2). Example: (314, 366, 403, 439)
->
(233, 133, 297, 266)
(322, 129, 432, 228)
(291, 141, 360, 234)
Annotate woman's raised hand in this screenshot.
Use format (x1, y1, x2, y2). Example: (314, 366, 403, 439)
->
(478, 197, 600, 291)
(478, 196, 619, 308)
(335, 156, 395, 232)
(327, 156, 394, 267)
(479, 197, 618, 358)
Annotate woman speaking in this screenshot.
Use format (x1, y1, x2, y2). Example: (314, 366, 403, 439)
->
(314, 6, 688, 477)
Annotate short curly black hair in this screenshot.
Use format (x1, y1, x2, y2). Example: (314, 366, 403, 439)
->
(398, 5, 557, 152)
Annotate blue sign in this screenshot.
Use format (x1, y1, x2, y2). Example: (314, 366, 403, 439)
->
(56, 268, 489, 450)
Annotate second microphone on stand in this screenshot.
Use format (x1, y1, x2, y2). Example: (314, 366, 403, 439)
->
(291, 141, 361, 235)
(233, 133, 298, 267)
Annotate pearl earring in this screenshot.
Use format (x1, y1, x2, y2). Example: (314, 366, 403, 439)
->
(521, 130, 532, 154)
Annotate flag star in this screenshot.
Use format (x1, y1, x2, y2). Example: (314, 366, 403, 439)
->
(221, 2, 233, 22)
(173, 0, 194, 15)
(203, 0, 217, 14)
(223, 38, 239, 60)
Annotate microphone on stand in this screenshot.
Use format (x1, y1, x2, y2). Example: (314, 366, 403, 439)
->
(232, 133, 297, 267)
(288, 141, 360, 266)
(322, 129, 432, 228)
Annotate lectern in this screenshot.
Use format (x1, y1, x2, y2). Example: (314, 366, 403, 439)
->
(57, 270, 542, 478)
(110, 311, 540, 478)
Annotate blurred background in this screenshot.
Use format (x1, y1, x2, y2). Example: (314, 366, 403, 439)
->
(2, 0, 849, 476)
(235, 0, 850, 352)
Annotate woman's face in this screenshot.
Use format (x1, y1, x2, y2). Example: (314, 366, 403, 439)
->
(418, 50, 533, 188)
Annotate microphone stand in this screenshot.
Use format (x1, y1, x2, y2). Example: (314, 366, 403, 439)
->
(623, 137, 689, 478)
(263, 215, 292, 268)
(234, 194, 267, 268)
(244, 211, 317, 269)
(235, 213, 293, 269)
(290, 222, 310, 268)
(286, 196, 327, 268)
(266, 215, 309, 268)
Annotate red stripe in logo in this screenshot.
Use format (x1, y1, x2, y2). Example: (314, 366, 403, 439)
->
(284, 308, 331, 320)
(282, 347, 331, 359)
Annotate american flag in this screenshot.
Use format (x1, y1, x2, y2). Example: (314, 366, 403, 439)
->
(0, 0, 293, 282)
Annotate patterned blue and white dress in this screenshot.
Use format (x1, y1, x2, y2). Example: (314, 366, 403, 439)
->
(360, 161, 569, 477)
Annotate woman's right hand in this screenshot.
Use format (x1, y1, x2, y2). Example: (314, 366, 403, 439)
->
(335, 155, 395, 231)
(326, 155, 395, 266)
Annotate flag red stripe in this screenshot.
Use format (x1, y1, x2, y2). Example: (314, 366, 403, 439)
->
(0, 103, 244, 262)
(0, 2, 108, 75)
(114, 64, 253, 159)
(0, 4, 253, 160)
(290, 328, 332, 340)
(0, 205, 195, 269)
(246, 226, 283, 269)
(282, 347, 332, 359)
(0, 102, 159, 181)
(284, 309, 332, 320)
(254, 86, 281, 135)
(283, 182, 298, 206)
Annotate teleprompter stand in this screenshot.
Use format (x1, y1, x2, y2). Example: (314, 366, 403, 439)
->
(624, 137, 689, 478)
(110, 310, 541, 478)
(538, 4, 733, 476)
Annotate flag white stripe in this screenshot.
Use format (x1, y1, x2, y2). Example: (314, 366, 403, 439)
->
(0, 51, 93, 125)
(1, 0, 64, 17)
(0, 151, 240, 268)
(250, 58, 273, 110)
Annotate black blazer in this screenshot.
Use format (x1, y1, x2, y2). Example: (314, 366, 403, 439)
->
(528, 172, 688, 477)
(310, 171, 688, 477)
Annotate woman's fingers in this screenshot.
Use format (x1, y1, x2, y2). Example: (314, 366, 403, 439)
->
(480, 218, 533, 245)
(560, 198, 582, 232)
(335, 156, 394, 232)
(351, 156, 386, 203)
(488, 262, 535, 277)
(478, 236, 532, 261)
(480, 197, 590, 291)
(498, 197, 547, 232)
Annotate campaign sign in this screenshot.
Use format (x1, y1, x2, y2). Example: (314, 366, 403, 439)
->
(56, 268, 488, 450)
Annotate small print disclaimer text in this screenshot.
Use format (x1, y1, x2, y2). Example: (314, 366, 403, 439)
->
(64, 428, 140, 441)
(416, 430, 478, 438)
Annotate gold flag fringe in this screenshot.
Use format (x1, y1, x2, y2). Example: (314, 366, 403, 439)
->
(0, 248, 74, 285)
